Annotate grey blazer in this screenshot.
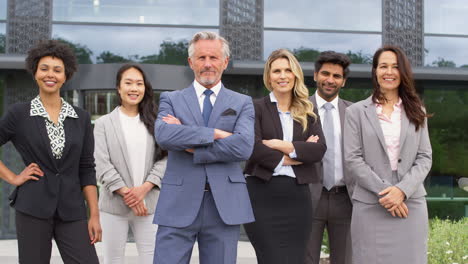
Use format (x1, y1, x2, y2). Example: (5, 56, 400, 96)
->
(309, 95, 353, 210)
(94, 107, 167, 215)
(343, 96, 432, 204)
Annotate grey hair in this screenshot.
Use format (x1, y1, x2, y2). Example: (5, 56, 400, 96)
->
(188, 31, 230, 59)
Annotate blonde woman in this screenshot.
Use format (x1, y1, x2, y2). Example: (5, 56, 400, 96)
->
(244, 49, 326, 264)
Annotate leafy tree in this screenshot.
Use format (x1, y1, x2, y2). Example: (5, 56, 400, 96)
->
(0, 33, 5, 53)
(346, 50, 372, 64)
(460, 64, 468, 68)
(140, 40, 189, 65)
(54, 37, 93, 64)
(431, 57, 456, 68)
(97, 51, 134, 64)
(293, 47, 321, 62)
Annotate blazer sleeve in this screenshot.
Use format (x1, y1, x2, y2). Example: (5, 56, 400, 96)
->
(155, 92, 215, 151)
(343, 106, 392, 195)
(78, 112, 97, 187)
(0, 105, 18, 146)
(293, 116, 327, 164)
(246, 100, 283, 171)
(93, 117, 126, 193)
(145, 156, 167, 188)
(395, 118, 432, 199)
(192, 95, 255, 164)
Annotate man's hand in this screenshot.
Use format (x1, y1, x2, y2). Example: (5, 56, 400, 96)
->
(214, 129, 232, 140)
(162, 114, 181, 125)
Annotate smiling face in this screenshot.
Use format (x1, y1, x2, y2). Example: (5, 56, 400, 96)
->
(268, 58, 296, 96)
(314, 63, 346, 102)
(118, 67, 145, 108)
(188, 39, 229, 89)
(34, 56, 66, 95)
(376, 51, 401, 94)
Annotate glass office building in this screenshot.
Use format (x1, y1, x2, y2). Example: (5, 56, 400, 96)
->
(0, 0, 467, 238)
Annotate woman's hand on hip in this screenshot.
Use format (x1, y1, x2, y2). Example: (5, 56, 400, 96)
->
(11, 163, 44, 186)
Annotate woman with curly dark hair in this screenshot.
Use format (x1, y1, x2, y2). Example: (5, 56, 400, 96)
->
(0, 40, 100, 263)
(94, 64, 167, 264)
(344, 45, 432, 264)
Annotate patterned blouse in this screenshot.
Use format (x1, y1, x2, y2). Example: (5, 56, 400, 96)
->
(30, 96, 78, 159)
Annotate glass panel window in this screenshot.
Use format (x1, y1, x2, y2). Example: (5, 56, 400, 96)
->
(0, 23, 5, 54)
(425, 37, 468, 67)
(265, 0, 381, 31)
(264, 31, 381, 64)
(0, 0, 6, 20)
(53, 0, 219, 26)
(52, 25, 212, 64)
(425, 0, 468, 35)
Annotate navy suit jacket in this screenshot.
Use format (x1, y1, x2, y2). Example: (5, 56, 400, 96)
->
(0, 102, 96, 221)
(154, 84, 255, 228)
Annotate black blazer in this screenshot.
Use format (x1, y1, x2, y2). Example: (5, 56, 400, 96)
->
(244, 96, 327, 184)
(0, 102, 96, 221)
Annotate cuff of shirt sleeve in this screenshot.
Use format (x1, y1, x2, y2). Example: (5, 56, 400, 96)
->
(289, 150, 297, 159)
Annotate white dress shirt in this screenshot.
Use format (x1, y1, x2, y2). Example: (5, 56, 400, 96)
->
(315, 92, 344, 186)
(193, 80, 222, 112)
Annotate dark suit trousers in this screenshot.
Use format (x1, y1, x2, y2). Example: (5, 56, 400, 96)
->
(306, 188, 352, 264)
(245, 176, 312, 264)
(15, 210, 99, 264)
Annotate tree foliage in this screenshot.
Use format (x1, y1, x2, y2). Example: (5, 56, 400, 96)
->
(431, 57, 456, 68)
(97, 51, 133, 64)
(293, 47, 321, 62)
(0, 33, 5, 53)
(54, 37, 93, 64)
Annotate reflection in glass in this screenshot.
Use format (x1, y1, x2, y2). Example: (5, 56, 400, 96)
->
(265, 0, 381, 31)
(53, 0, 219, 26)
(264, 31, 381, 64)
(85, 90, 163, 121)
(425, 0, 468, 35)
(52, 25, 213, 64)
(0, 23, 5, 54)
(0, 0, 6, 20)
(425, 37, 468, 67)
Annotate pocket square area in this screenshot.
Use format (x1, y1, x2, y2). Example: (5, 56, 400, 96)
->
(221, 108, 237, 116)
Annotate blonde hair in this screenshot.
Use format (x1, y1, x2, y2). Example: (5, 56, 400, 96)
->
(263, 49, 316, 132)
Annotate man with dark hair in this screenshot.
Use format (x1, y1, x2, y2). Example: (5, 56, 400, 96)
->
(306, 51, 353, 264)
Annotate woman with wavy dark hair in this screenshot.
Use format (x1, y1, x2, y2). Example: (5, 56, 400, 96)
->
(94, 64, 167, 264)
(344, 45, 432, 264)
(244, 49, 326, 264)
(0, 40, 100, 263)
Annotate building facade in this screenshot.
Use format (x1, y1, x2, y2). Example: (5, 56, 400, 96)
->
(0, 0, 467, 239)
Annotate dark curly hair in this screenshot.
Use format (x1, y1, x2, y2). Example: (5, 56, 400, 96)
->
(25, 40, 78, 80)
(314, 51, 351, 78)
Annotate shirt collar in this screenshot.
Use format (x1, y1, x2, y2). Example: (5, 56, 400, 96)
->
(30, 96, 78, 122)
(193, 80, 222, 99)
(269, 92, 291, 114)
(375, 97, 403, 108)
(314, 91, 339, 110)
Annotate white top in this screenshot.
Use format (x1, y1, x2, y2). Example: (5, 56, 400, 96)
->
(315, 91, 344, 186)
(118, 107, 148, 186)
(193, 80, 222, 112)
(270, 92, 297, 178)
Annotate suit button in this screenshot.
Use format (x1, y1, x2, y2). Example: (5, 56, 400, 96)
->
(398, 159, 402, 163)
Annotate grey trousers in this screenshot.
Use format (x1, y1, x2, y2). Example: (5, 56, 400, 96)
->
(15, 210, 99, 264)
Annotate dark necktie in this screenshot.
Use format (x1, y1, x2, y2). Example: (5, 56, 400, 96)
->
(322, 102, 335, 190)
(202, 89, 214, 126)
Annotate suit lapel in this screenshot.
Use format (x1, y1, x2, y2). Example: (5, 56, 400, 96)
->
(363, 97, 389, 155)
(399, 107, 410, 148)
(264, 96, 284, 139)
(208, 86, 231, 127)
(34, 116, 59, 170)
(338, 98, 347, 135)
(110, 108, 133, 185)
(144, 132, 154, 179)
(182, 85, 204, 126)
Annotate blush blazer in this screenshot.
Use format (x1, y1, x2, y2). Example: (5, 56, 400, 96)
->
(343, 96, 432, 204)
(244, 95, 327, 184)
(0, 102, 96, 221)
(94, 107, 167, 215)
